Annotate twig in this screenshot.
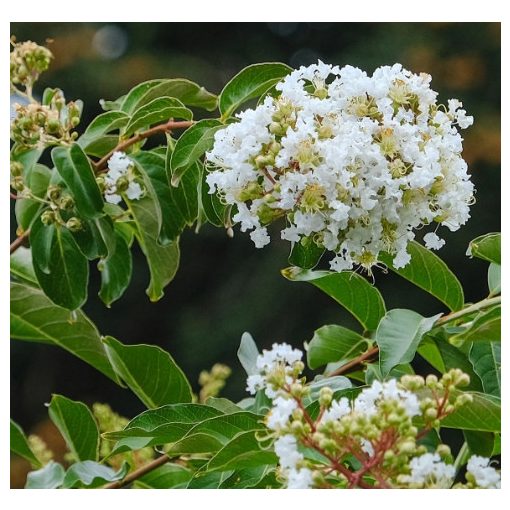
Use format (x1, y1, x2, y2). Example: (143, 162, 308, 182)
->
(93, 119, 194, 172)
(103, 455, 171, 489)
(10, 192, 21, 200)
(10, 229, 31, 254)
(327, 345, 380, 377)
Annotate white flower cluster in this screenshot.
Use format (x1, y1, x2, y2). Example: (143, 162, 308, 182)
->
(104, 151, 143, 204)
(401, 453, 455, 487)
(466, 455, 501, 489)
(207, 61, 474, 271)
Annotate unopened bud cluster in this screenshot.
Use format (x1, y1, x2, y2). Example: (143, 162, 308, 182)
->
(198, 363, 232, 402)
(207, 62, 474, 272)
(247, 343, 498, 489)
(11, 89, 82, 149)
(10, 38, 53, 94)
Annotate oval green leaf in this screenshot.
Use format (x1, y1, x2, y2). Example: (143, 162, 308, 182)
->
(62, 461, 129, 488)
(376, 309, 442, 377)
(10, 282, 119, 384)
(281, 268, 386, 331)
(10, 419, 41, 468)
(48, 394, 99, 462)
(169, 119, 223, 186)
(306, 324, 368, 370)
(288, 237, 325, 270)
(103, 336, 193, 409)
(469, 342, 500, 397)
(25, 461, 65, 489)
(124, 97, 192, 136)
(379, 241, 464, 311)
(219, 62, 292, 119)
(467, 232, 501, 265)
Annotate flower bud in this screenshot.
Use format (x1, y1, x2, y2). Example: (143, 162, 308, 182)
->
(41, 210, 56, 225)
(59, 196, 75, 210)
(11, 176, 25, 191)
(66, 217, 83, 232)
(436, 444, 451, 458)
(425, 374, 438, 388)
(319, 387, 334, 408)
(47, 185, 62, 202)
(70, 116, 80, 128)
(454, 394, 473, 408)
(10, 160, 23, 177)
(115, 176, 130, 192)
(96, 176, 106, 192)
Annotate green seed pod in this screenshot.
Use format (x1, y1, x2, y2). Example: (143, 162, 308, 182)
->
(59, 195, 75, 210)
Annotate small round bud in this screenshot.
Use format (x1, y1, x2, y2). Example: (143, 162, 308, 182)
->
(66, 217, 83, 232)
(454, 394, 473, 407)
(46, 119, 61, 134)
(269, 122, 286, 136)
(10, 160, 24, 177)
(399, 441, 416, 454)
(41, 210, 56, 225)
(47, 185, 62, 201)
(59, 196, 75, 210)
(70, 116, 80, 128)
(436, 444, 451, 458)
(319, 387, 334, 408)
(425, 374, 438, 387)
(11, 176, 25, 191)
(424, 408, 438, 421)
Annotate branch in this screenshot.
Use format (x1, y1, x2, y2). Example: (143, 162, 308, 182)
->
(10, 229, 31, 254)
(327, 345, 379, 377)
(103, 455, 171, 489)
(93, 119, 194, 172)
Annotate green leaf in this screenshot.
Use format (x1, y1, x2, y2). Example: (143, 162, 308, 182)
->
(124, 97, 192, 136)
(206, 430, 277, 472)
(133, 151, 186, 244)
(304, 375, 352, 405)
(441, 392, 500, 432)
(219, 63, 292, 119)
(25, 461, 66, 489)
(467, 232, 501, 265)
(168, 412, 264, 455)
(219, 466, 278, 489)
(30, 222, 89, 310)
(48, 395, 99, 462)
(376, 309, 442, 377)
(135, 464, 192, 489)
(463, 430, 495, 457)
(124, 169, 180, 301)
(73, 215, 117, 261)
(205, 397, 244, 415)
(98, 231, 132, 306)
(379, 241, 464, 311)
(288, 237, 325, 270)
(52, 144, 104, 220)
(187, 470, 234, 489)
(365, 363, 414, 384)
(418, 336, 483, 392)
(199, 167, 229, 227)
(62, 461, 129, 488)
(10, 247, 37, 285)
(469, 342, 500, 397)
(10, 419, 41, 468)
(452, 306, 501, 344)
(169, 119, 223, 186)
(488, 263, 501, 295)
(306, 324, 368, 370)
(78, 111, 129, 148)
(81, 135, 119, 158)
(15, 163, 51, 230)
(121, 79, 217, 114)
(237, 332, 260, 376)
(103, 336, 192, 409)
(105, 404, 223, 451)
(281, 268, 386, 331)
(10, 282, 119, 383)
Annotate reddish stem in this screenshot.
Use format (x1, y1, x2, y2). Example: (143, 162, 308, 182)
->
(10, 229, 30, 254)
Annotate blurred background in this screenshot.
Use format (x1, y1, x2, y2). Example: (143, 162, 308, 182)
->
(10, 22, 500, 484)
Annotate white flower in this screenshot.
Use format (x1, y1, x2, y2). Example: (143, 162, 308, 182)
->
(267, 396, 297, 430)
(287, 467, 313, 489)
(466, 455, 501, 489)
(104, 151, 143, 204)
(423, 232, 446, 250)
(320, 397, 350, 423)
(402, 453, 455, 487)
(274, 434, 303, 469)
(246, 374, 264, 395)
(360, 438, 375, 457)
(206, 62, 474, 272)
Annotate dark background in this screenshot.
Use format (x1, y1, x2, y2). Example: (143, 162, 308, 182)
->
(10, 22, 500, 431)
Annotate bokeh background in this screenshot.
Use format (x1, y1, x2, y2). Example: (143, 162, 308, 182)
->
(10, 22, 500, 484)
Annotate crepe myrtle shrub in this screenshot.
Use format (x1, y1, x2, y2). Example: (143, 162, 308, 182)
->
(10, 37, 501, 489)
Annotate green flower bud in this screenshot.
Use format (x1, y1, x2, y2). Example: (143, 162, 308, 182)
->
(12, 176, 25, 191)
(269, 122, 286, 136)
(96, 176, 106, 192)
(59, 196, 75, 210)
(46, 119, 61, 134)
(237, 181, 264, 202)
(424, 408, 438, 421)
(70, 116, 80, 128)
(66, 217, 83, 232)
(41, 210, 56, 225)
(436, 444, 451, 458)
(425, 374, 438, 388)
(319, 387, 334, 407)
(10, 160, 23, 177)
(454, 394, 473, 408)
(47, 185, 62, 201)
